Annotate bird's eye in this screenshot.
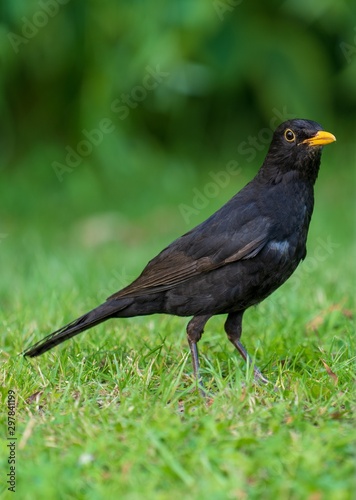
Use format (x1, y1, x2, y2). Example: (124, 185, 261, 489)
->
(284, 129, 295, 142)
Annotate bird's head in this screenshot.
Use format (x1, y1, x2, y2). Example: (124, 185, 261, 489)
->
(262, 119, 336, 184)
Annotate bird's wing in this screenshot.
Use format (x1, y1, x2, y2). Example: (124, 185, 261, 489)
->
(110, 214, 271, 299)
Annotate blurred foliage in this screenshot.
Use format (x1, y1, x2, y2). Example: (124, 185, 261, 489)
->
(0, 0, 355, 232)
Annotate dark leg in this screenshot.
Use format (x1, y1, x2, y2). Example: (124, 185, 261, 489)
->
(186, 315, 212, 395)
(224, 311, 269, 384)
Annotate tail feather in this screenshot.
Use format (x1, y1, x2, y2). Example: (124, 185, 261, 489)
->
(23, 300, 130, 358)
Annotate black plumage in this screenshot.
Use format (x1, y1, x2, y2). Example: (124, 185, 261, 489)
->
(23, 119, 336, 388)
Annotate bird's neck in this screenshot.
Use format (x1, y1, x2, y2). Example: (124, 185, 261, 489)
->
(258, 149, 322, 186)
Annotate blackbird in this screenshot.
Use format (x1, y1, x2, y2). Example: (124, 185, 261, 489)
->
(23, 119, 336, 388)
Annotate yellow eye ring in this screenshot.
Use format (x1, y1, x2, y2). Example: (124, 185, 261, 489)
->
(284, 129, 295, 142)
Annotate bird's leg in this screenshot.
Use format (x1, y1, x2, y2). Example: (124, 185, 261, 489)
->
(186, 315, 211, 396)
(224, 311, 269, 385)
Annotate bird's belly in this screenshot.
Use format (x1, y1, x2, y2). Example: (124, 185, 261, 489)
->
(164, 238, 305, 316)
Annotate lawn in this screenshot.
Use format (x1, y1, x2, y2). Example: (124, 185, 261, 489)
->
(1, 159, 355, 500)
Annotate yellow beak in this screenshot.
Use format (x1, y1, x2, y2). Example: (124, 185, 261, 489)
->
(301, 130, 336, 147)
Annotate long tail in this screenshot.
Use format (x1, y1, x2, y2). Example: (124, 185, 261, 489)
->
(23, 299, 131, 358)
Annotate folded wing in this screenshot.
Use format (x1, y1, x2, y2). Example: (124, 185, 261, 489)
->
(110, 212, 271, 299)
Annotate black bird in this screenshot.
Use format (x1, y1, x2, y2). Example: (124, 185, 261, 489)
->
(23, 119, 336, 388)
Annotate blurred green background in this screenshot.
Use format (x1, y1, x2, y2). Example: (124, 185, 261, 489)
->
(1, 4, 355, 497)
(0, 0, 355, 289)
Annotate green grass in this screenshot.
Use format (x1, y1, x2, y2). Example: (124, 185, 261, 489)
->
(1, 173, 355, 499)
